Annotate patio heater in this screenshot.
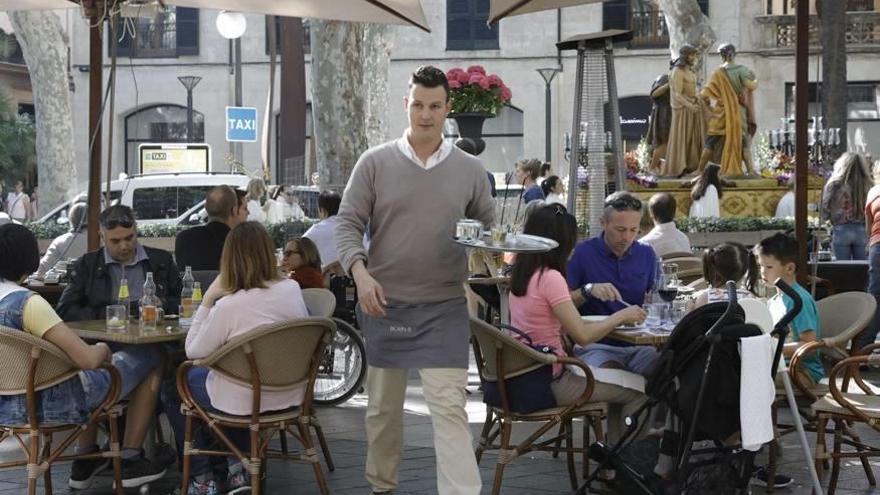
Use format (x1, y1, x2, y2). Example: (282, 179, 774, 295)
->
(559, 30, 631, 236)
(177, 76, 202, 143)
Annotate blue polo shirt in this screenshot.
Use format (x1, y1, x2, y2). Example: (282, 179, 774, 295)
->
(566, 234, 657, 316)
(523, 185, 545, 203)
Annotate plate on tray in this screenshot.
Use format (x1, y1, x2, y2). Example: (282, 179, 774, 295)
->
(614, 324, 645, 332)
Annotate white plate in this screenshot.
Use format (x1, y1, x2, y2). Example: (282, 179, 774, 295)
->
(615, 325, 645, 332)
(581, 315, 607, 323)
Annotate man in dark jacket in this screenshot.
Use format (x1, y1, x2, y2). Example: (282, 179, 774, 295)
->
(174, 185, 248, 270)
(57, 205, 182, 321)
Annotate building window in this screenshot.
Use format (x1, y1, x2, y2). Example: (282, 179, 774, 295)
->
(265, 17, 311, 55)
(447, 0, 499, 51)
(113, 7, 199, 58)
(125, 104, 204, 173)
(603, 0, 707, 48)
(785, 82, 880, 122)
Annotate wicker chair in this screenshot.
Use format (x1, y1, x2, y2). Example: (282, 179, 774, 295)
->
(766, 291, 877, 488)
(810, 344, 880, 494)
(177, 318, 335, 495)
(470, 318, 607, 495)
(0, 327, 124, 495)
(302, 288, 336, 318)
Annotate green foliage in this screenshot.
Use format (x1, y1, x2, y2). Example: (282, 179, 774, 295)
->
(27, 220, 316, 249)
(0, 88, 36, 188)
(675, 216, 819, 233)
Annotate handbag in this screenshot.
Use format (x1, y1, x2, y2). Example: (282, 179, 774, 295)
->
(481, 324, 558, 414)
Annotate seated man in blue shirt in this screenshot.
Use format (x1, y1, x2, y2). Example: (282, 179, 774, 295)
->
(567, 191, 660, 375)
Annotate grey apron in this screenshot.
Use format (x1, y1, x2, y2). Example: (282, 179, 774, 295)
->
(356, 297, 470, 369)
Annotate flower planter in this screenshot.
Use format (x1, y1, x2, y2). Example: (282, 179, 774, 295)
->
(451, 112, 493, 156)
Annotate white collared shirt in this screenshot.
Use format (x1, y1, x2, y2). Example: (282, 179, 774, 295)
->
(396, 130, 453, 170)
(640, 222, 691, 258)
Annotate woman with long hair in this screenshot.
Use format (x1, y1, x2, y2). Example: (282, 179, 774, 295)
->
(856, 159, 880, 350)
(281, 237, 324, 289)
(182, 221, 309, 494)
(822, 152, 873, 260)
(508, 204, 646, 442)
(689, 163, 723, 218)
(245, 177, 267, 223)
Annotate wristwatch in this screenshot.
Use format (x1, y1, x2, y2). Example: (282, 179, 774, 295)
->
(580, 283, 594, 300)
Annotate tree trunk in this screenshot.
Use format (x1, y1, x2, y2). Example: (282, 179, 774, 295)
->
(653, 0, 716, 78)
(310, 21, 393, 190)
(817, 0, 848, 157)
(9, 10, 77, 212)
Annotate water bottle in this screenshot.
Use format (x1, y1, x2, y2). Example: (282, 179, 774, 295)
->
(180, 267, 194, 327)
(140, 272, 159, 330)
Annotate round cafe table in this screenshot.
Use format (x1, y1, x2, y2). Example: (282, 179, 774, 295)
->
(67, 319, 187, 344)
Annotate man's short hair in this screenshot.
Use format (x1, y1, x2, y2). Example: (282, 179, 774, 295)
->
(603, 191, 643, 218)
(318, 190, 342, 217)
(99, 205, 136, 230)
(205, 186, 237, 220)
(755, 232, 799, 266)
(648, 193, 677, 224)
(409, 66, 449, 100)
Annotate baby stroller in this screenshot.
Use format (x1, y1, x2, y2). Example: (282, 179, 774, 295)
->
(578, 280, 802, 495)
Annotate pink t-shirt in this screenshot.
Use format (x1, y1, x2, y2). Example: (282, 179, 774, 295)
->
(508, 268, 572, 375)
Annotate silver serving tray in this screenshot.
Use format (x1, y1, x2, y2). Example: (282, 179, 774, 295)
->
(452, 233, 558, 253)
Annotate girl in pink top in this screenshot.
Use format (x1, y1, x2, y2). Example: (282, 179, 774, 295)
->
(508, 204, 646, 442)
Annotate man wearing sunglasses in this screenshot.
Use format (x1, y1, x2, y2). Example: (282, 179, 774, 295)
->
(57, 205, 182, 322)
(566, 191, 660, 376)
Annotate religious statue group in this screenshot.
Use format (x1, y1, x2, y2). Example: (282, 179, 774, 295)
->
(647, 43, 758, 178)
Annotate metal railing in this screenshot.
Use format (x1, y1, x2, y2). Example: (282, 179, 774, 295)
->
(755, 11, 880, 48)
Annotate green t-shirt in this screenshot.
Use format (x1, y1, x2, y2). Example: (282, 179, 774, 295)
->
(769, 282, 824, 383)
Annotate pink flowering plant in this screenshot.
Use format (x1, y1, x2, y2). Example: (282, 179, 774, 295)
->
(445, 65, 512, 116)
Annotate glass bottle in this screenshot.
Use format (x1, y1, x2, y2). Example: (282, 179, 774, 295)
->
(117, 277, 130, 318)
(140, 272, 159, 330)
(180, 267, 194, 326)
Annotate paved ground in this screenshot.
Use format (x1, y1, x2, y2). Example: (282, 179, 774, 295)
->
(1, 366, 878, 494)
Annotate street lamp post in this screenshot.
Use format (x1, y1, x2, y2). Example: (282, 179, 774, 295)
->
(217, 11, 247, 167)
(177, 76, 202, 143)
(536, 67, 562, 163)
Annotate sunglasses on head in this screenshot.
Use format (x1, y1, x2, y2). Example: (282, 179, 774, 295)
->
(604, 196, 642, 211)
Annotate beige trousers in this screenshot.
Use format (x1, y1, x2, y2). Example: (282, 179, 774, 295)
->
(365, 366, 482, 495)
(551, 369, 647, 443)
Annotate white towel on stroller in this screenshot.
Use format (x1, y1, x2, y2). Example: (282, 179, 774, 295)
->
(739, 334, 775, 451)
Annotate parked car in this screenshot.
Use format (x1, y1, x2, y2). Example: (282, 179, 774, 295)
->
(36, 172, 251, 226)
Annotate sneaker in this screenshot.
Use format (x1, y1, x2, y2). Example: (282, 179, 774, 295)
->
(187, 478, 220, 495)
(118, 456, 167, 488)
(751, 466, 793, 488)
(68, 458, 110, 489)
(227, 469, 251, 494)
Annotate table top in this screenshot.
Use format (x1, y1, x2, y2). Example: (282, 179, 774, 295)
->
(69, 319, 188, 344)
(23, 282, 67, 293)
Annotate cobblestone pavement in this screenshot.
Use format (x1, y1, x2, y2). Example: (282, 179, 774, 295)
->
(1, 367, 878, 494)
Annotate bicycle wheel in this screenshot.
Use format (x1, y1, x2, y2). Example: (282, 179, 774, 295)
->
(313, 317, 367, 406)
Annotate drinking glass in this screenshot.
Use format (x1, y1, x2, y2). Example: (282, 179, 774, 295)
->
(645, 303, 663, 328)
(106, 305, 128, 332)
(180, 302, 195, 328)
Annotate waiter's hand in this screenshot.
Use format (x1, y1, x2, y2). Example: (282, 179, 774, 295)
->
(352, 261, 386, 317)
(590, 283, 623, 302)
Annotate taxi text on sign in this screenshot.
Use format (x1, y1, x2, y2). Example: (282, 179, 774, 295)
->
(226, 106, 258, 143)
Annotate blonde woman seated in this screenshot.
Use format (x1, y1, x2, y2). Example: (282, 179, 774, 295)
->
(508, 204, 647, 443)
(181, 221, 309, 494)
